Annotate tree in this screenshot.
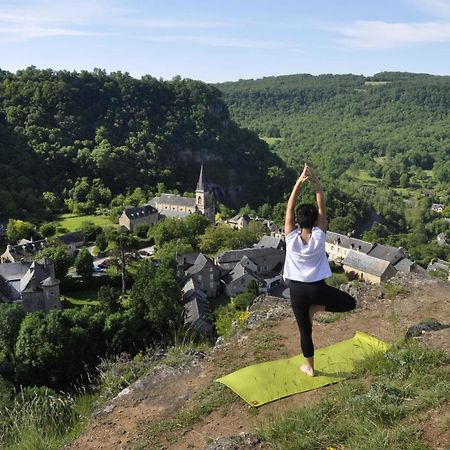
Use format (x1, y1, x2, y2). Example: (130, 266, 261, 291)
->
(399, 173, 409, 188)
(42, 191, 58, 211)
(95, 230, 108, 252)
(106, 227, 139, 293)
(0, 303, 25, 372)
(35, 243, 73, 280)
(6, 219, 38, 244)
(97, 285, 122, 313)
(39, 222, 56, 237)
(81, 221, 101, 242)
(130, 261, 182, 340)
(74, 248, 94, 279)
(133, 223, 150, 239)
(155, 239, 194, 265)
(329, 216, 354, 235)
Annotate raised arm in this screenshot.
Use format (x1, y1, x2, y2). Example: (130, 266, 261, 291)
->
(285, 163, 309, 236)
(307, 166, 327, 232)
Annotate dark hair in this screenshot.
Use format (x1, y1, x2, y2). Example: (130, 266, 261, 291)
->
(295, 203, 318, 229)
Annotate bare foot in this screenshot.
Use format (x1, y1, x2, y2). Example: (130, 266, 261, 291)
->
(300, 364, 315, 377)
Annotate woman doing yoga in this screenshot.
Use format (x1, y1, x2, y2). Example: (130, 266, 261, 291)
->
(283, 163, 356, 377)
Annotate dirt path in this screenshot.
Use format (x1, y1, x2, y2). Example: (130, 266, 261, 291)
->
(67, 274, 450, 450)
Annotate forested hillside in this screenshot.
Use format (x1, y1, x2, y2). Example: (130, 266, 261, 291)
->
(216, 72, 450, 181)
(216, 72, 450, 265)
(0, 67, 290, 221)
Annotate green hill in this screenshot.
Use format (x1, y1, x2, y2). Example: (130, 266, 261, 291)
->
(0, 67, 290, 221)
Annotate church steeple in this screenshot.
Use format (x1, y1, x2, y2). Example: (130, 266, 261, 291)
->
(196, 164, 205, 192)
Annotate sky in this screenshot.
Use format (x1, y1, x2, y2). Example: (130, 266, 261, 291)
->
(1, 0, 450, 82)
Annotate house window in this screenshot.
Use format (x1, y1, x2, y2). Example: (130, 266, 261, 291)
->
(210, 273, 214, 280)
(197, 275, 202, 282)
(210, 282, 215, 288)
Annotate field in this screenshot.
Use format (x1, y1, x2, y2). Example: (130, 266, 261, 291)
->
(259, 136, 283, 145)
(56, 214, 113, 232)
(62, 287, 100, 306)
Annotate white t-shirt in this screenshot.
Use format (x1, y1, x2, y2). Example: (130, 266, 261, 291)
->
(283, 227, 332, 282)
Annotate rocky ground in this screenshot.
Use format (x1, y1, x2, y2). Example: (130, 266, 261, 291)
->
(67, 273, 450, 450)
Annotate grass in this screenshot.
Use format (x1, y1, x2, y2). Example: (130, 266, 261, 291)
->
(382, 282, 410, 299)
(350, 169, 380, 184)
(365, 81, 390, 86)
(328, 271, 348, 288)
(315, 311, 349, 324)
(62, 286, 100, 306)
(260, 136, 283, 145)
(250, 332, 285, 361)
(55, 213, 113, 232)
(0, 390, 97, 450)
(258, 340, 450, 450)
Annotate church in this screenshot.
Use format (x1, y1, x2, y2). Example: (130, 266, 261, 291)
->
(149, 165, 214, 221)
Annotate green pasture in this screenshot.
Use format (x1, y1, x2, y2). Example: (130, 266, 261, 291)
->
(62, 287, 100, 306)
(56, 214, 113, 232)
(346, 169, 380, 184)
(259, 136, 283, 145)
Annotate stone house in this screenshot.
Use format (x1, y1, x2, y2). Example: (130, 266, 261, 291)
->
(215, 247, 285, 275)
(149, 165, 214, 221)
(222, 259, 266, 297)
(225, 214, 250, 230)
(1, 238, 48, 263)
(431, 203, 445, 213)
(176, 252, 201, 278)
(253, 235, 286, 252)
(325, 231, 373, 263)
(367, 243, 408, 266)
(437, 232, 449, 246)
(56, 231, 85, 255)
(0, 257, 61, 312)
(181, 277, 215, 339)
(342, 250, 397, 284)
(184, 253, 219, 297)
(119, 204, 159, 232)
(427, 258, 450, 275)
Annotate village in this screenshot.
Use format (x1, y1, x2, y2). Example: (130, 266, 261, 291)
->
(0, 165, 449, 340)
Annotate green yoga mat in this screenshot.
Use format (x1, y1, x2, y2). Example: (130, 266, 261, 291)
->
(216, 331, 389, 407)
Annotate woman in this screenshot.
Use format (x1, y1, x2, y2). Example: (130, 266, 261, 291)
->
(284, 163, 356, 377)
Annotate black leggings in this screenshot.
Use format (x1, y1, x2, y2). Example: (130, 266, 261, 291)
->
(289, 279, 356, 358)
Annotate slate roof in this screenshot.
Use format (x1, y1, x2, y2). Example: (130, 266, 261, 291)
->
(176, 252, 201, 267)
(0, 261, 31, 281)
(20, 261, 49, 292)
(196, 164, 205, 191)
(326, 231, 373, 254)
(0, 259, 59, 301)
(57, 231, 84, 245)
(343, 250, 393, 277)
(427, 259, 449, 272)
(185, 253, 214, 275)
(222, 262, 264, 285)
(5, 239, 48, 259)
(228, 214, 250, 223)
(217, 247, 284, 264)
(182, 277, 212, 325)
(151, 193, 196, 208)
(254, 235, 285, 250)
(367, 243, 406, 265)
(393, 258, 415, 273)
(123, 204, 158, 219)
(158, 209, 192, 219)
